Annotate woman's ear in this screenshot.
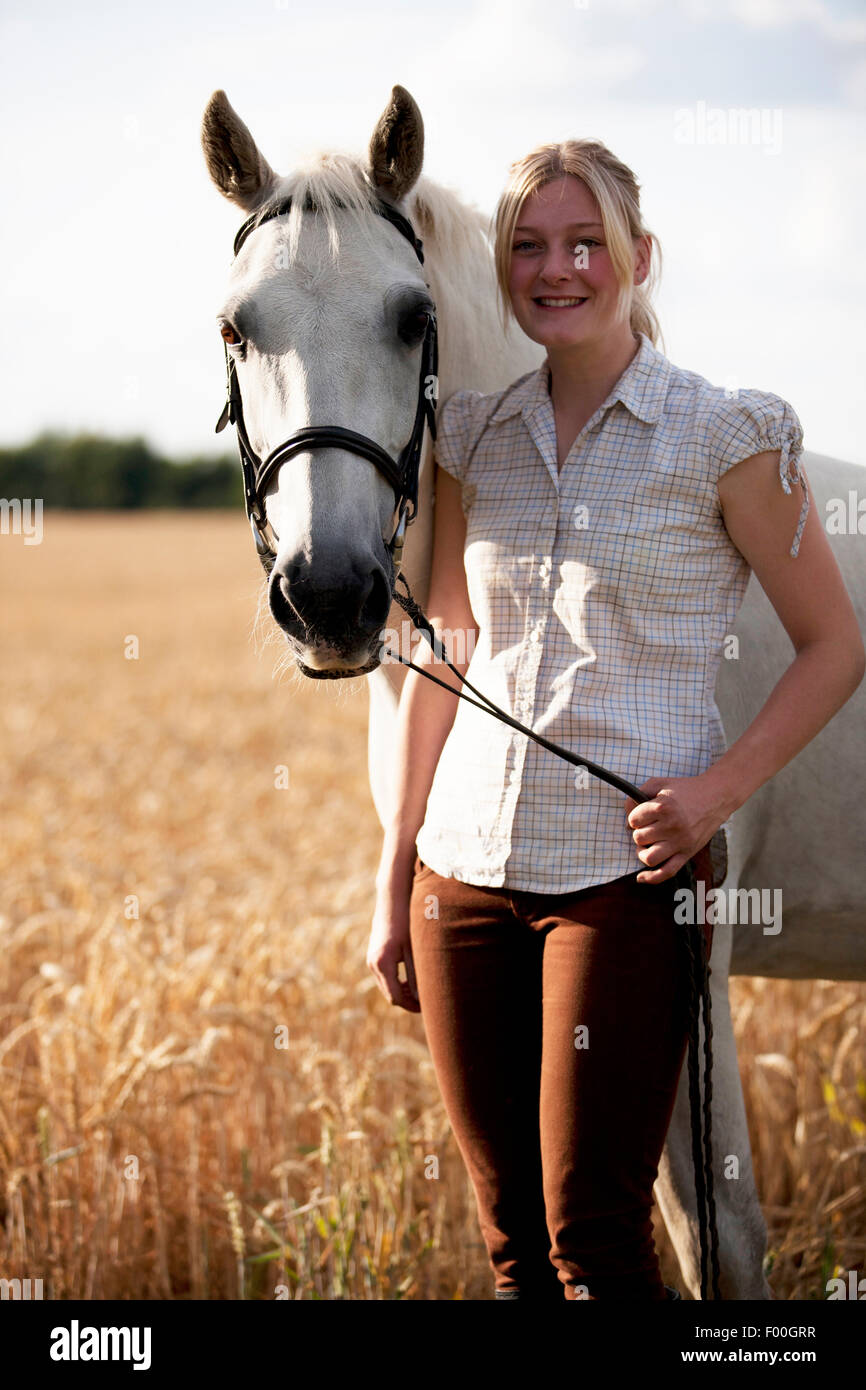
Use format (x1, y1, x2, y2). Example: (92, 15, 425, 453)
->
(633, 233, 653, 286)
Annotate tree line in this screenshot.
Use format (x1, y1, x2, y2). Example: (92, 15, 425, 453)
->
(0, 432, 243, 508)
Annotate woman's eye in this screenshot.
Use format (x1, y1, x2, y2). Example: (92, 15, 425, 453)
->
(220, 323, 242, 346)
(513, 239, 598, 253)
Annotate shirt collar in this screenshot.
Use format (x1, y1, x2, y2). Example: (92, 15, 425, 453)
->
(488, 331, 671, 427)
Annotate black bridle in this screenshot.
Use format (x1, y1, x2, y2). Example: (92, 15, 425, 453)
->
(215, 189, 438, 576)
(213, 191, 721, 1300)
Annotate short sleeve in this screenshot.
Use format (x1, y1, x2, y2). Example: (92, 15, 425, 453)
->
(433, 389, 485, 486)
(709, 390, 809, 557)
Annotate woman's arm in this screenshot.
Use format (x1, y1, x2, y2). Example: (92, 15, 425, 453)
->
(366, 463, 480, 1008)
(626, 448, 865, 885)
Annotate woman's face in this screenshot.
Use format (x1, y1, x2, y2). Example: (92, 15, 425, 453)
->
(507, 174, 647, 351)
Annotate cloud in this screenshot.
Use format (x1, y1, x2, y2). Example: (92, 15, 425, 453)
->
(431, 0, 646, 96)
(601, 0, 866, 42)
(722, 0, 866, 42)
(841, 55, 866, 105)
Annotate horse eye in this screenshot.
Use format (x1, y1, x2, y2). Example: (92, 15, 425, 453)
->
(397, 306, 431, 347)
(220, 322, 242, 346)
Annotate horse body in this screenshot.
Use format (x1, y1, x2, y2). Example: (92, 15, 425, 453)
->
(203, 85, 865, 1301)
(717, 458, 866, 980)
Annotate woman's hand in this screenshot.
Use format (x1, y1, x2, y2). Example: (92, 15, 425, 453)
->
(366, 881, 421, 1013)
(624, 774, 726, 885)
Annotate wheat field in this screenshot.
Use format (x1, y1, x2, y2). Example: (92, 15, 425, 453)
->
(0, 513, 863, 1300)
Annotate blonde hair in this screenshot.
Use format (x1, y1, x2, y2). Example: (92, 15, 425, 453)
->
(492, 140, 663, 349)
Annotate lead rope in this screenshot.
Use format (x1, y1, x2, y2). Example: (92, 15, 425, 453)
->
(388, 571, 721, 1299)
(679, 859, 721, 1300)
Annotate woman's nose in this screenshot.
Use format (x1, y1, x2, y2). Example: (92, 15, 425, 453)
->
(540, 248, 579, 281)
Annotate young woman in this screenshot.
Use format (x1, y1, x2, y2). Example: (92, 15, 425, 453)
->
(366, 140, 864, 1301)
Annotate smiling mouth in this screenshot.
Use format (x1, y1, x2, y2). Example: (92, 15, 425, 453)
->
(534, 296, 588, 308)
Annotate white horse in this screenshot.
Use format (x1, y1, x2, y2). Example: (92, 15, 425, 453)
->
(201, 85, 866, 1300)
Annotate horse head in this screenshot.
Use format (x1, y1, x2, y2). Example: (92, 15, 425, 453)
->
(202, 85, 435, 678)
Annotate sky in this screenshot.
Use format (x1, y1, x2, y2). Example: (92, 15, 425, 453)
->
(2, 0, 865, 465)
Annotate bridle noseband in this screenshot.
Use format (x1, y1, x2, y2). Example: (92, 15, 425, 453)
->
(214, 189, 438, 577)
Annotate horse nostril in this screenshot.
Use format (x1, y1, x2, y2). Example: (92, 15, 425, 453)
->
(268, 560, 389, 643)
(277, 560, 303, 600)
(277, 569, 299, 612)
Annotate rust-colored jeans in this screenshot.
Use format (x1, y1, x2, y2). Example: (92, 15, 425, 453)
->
(409, 845, 715, 1301)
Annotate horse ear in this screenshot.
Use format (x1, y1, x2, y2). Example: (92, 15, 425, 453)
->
(367, 85, 424, 203)
(201, 89, 278, 211)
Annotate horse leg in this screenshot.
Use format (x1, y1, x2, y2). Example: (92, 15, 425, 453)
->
(366, 664, 401, 831)
(653, 922, 773, 1300)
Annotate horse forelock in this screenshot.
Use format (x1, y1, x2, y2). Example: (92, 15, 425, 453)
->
(249, 154, 405, 267)
(244, 152, 490, 286)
